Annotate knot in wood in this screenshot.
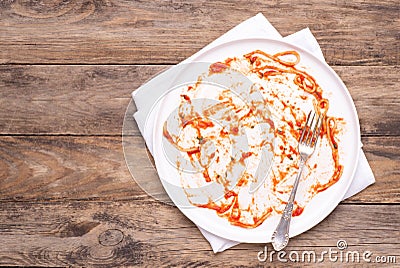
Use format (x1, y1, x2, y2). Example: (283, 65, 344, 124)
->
(98, 229, 124, 246)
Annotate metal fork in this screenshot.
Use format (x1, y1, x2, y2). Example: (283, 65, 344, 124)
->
(271, 111, 323, 251)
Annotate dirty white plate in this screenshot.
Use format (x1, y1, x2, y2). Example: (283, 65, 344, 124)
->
(152, 38, 360, 243)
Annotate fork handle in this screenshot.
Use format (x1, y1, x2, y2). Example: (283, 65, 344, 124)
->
(271, 158, 305, 251)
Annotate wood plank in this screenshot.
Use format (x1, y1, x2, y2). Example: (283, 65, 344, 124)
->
(0, 201, 398, 267)
(336, 66, 400, 137)
(350, 136, 400, 203)
(0, 0, 398, 65)
(0, 135, 398, 203)
(0, 135, 137, 201)
(0, 65, 399, 136)
(0, 64, 167, 135)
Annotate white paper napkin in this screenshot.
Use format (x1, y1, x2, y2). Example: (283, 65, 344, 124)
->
(132, 13, 375, 253)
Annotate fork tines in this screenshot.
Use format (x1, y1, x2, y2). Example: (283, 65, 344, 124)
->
(300, 111, 324, 147)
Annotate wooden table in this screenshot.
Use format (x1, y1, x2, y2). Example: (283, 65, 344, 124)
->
(1, 1, 399, 267)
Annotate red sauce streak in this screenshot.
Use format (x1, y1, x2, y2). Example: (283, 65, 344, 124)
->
(186, 147, 200, 157)
(237, 176, 248, 187)
(225, 57, 234, 65)
(239, 152, 253, 165)
(220, 129, 229, 137)
(241, 151, 252, 159)
(198, 202, 232, 214)
(162, 124, 175, 145)
(265, 118, 275, 129)
(224, 190, 237, 199)
(263, 70, 280, 77)
(197, 119, 214, 129)
(231, 126, 239, 135)
(209, 62, 228, 74)
(181, 94, 191, 103)
(292, 205, 304, 217)
(203, 169, 211, 183)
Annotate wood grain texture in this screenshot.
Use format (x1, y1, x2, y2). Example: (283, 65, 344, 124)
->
(0, 135, 398, 203)
(1, 0, 399, 266)
(0, 64, 167, 135)
(0, 135, 136, 201)
(0, 0, 399, 65)
(0, 201, 399, 267)
(1, 65, 399, 135)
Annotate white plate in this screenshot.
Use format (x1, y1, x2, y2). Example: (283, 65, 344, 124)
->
(152, 38, 360, 243)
